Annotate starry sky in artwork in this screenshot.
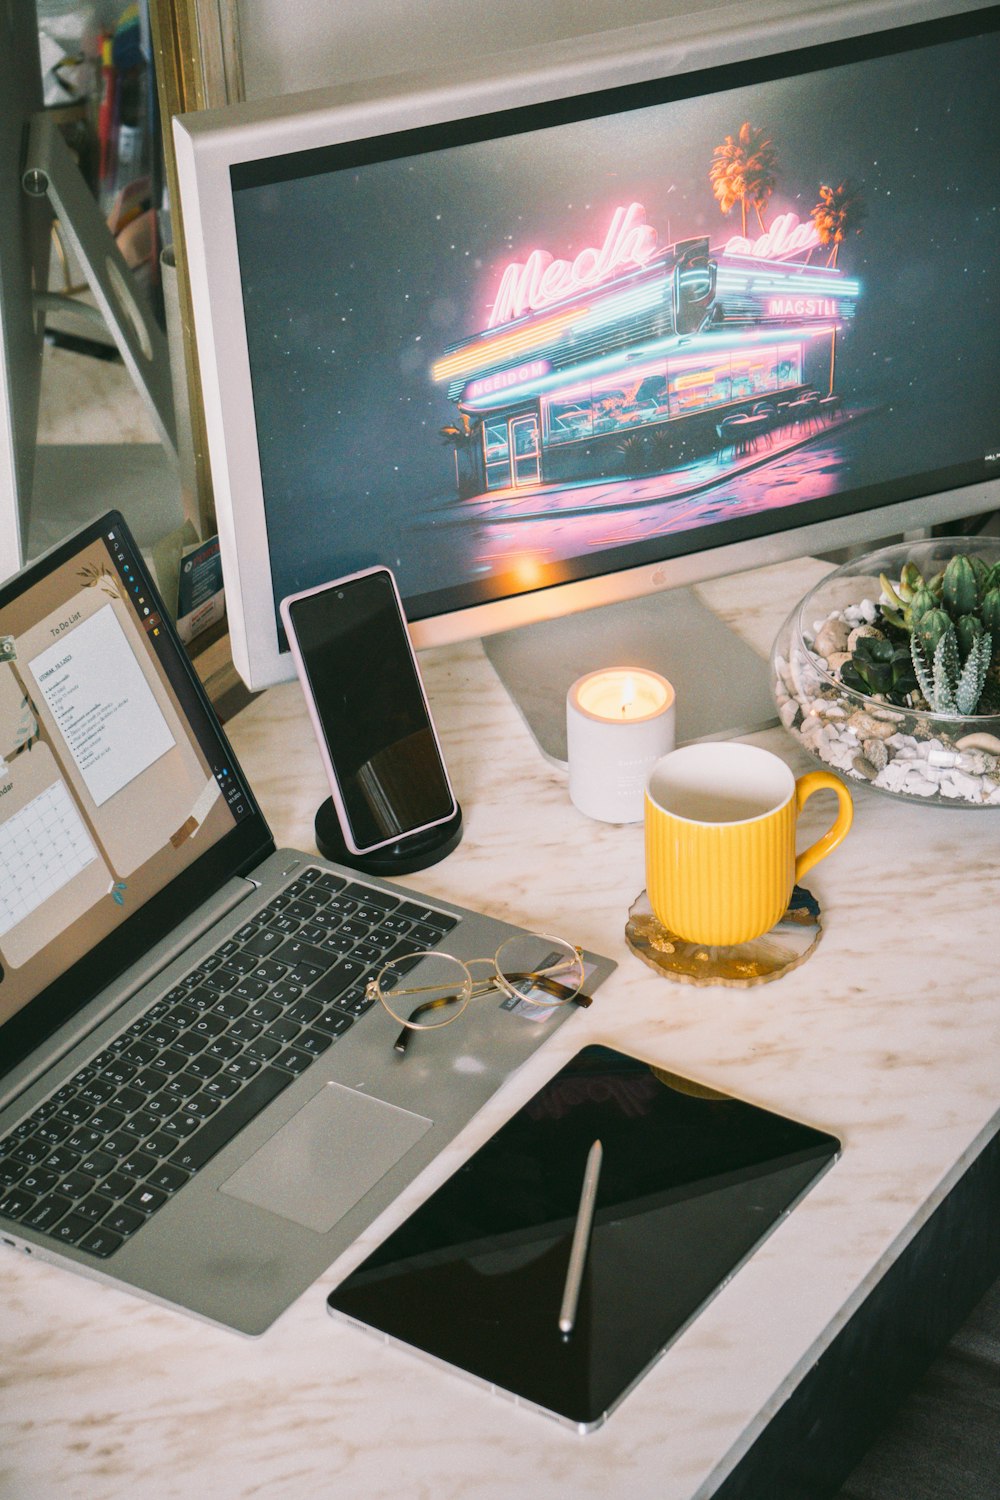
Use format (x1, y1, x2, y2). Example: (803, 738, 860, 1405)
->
(231, 24, 999, 615)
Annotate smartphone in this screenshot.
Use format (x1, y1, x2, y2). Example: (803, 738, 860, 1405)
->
(280, 568, 458, 855)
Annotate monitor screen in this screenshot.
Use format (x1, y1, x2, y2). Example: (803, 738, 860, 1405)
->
(176, 2, 1000, 690)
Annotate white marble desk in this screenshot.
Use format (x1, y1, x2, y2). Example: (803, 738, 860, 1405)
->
(3, 562, 999, 1500)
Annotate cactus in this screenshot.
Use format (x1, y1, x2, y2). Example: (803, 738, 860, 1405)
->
(915, 606, 953, 661)
(911, 624, 992, 715)
(942, 554, 979, 616)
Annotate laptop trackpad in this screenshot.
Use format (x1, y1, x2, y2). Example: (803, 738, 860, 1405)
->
(219, 1082, 433, 1234)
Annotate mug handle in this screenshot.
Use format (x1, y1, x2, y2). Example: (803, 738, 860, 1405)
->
(794, 771, 854, 882)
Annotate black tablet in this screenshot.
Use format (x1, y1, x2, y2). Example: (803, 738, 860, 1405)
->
(326, 1045, 840, 1430)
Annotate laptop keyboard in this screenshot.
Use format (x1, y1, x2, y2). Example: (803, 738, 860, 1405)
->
(0, 866, 457, 1261)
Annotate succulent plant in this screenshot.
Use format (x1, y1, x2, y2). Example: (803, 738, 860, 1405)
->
(841, 550, 1000, 715)
(911, 623, 992, 715)
(839, 634, 917, 704)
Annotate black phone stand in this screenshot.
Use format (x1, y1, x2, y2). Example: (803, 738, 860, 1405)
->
(314, 798, 463, 876)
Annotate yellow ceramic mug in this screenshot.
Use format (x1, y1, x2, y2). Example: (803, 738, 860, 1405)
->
(645, 743, 853, 946)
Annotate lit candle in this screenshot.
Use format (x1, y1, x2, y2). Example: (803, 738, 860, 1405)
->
(566, 668, 676, 823)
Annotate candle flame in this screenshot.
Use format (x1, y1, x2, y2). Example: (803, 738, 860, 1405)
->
(621, 674, 636, 715)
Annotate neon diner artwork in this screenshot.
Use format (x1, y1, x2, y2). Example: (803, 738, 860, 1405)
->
(433, 185, 861, 499)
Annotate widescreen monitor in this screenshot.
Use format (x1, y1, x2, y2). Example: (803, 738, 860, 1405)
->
(174, 0, 1000, 737)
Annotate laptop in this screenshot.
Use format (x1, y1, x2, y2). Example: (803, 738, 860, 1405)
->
(0, 512, 614, 1334)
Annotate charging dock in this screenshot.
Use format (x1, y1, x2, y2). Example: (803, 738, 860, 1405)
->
(314, 799, 463, 876)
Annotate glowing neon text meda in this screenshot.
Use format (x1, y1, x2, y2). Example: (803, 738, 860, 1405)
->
(724, 212, 821, 261)
(488, 203, 659, 328)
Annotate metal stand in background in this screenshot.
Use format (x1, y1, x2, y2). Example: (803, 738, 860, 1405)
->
(19, 111, 185, 567)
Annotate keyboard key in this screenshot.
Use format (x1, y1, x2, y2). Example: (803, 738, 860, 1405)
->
(206, 1036, 241, 1063)
(32, 1118, 73, 1147)
(50, 1213, 92, 1245)
(99, 1206, 145, 1237)
(0, 1188, 36, 1220)
(274, 1048, 312, 1077)
(203, 967, 242, 994)
(10, 1137, 50, 1166)
(77, 1149, 118, 1180)
(121, 1041, 158, 1067)
(267, 982, 303, 1007)
(308, 959, 367, 1004)
(182, 1094, 220, 1121)
(222, 1056, 261, 1083)
(75, 1193, 113, 1224)
(314, 1009, 354, 1038)
(171, 1032, 210, 1059)
(244, 1036, 282, 1062)
(233, 977, 268, 1003)
(241, 927, 285, 957)
(124, 1184, 167, 1217)
(148, 1164, 190, 1195)
(250, 958, 288, 984)
(41, 1145, 82, 1175)
(344, 882, 396, 908)
(313, 872, 347, 893)
(284, 997, 322, 1026)
(58, 1171, 98, 1200)
(202, 1075, 240, 1101)
(0, 1157, 27, 1188)
(19, 1166, 59, 1197)
(212, 995, 248, 1021)
(264, 1018, 302, 1045)
(296, 1030, 333, 1058)
(228, 1018, 262, 1044)
(187, 1055, 225, 1079)
(79, 1226, 124, 1258)
(23, 1194, 73, 1231)
(113, 1086, 146, 1115)
(246, 998, 281, 1024)
(337, 990, 377, 1019)
(171, 1068, 293, 1173)
(86, 1106, 126, 1135)
(99, 1171, 135, 1202)
(276, 938, 335, 970)
(117, 1150, 158, 1180)
(78, 1078, 118, 1107)
(65, 1127, 104, 1155)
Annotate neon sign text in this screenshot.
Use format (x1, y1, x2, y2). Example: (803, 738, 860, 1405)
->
(488, 203, 658, 328)
(466, 360, 550, 399)
(767, 296, 838, 317)
(724, 212, 820, 261)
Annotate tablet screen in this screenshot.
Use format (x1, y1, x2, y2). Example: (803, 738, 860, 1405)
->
(327, 1045, 839, 1429)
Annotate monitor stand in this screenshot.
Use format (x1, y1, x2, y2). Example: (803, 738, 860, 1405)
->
(482, 586, 778, 766)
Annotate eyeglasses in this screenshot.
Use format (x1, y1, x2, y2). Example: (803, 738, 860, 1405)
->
(366, 932, 588, 1054)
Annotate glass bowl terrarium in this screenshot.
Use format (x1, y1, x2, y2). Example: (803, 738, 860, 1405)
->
(772, 537, 1000, 806)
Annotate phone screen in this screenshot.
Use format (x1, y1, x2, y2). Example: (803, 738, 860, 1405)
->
(286, 571, 455, 850)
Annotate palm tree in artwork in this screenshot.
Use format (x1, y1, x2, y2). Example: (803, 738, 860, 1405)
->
(810, 180, 867, 394)
(710, 122, 779, 236)
(810, 179, 867, 267)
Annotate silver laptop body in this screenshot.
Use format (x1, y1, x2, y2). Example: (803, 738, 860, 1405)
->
(0, 513, 613, 1333)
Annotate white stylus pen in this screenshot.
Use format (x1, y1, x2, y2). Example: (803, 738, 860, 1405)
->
(558, 1139, 603, 1336)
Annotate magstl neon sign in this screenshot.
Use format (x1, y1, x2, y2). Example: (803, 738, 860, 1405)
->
(488, 203, 659, 329)
(767, 296, 838, 317)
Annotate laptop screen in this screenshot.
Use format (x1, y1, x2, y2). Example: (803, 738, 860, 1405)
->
(0, 513, 273, 1079)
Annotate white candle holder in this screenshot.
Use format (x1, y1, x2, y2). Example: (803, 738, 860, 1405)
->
(566, 668, 676, 823)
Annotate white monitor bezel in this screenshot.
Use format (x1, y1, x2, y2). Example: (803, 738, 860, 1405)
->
(173, 0, 997, 691)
